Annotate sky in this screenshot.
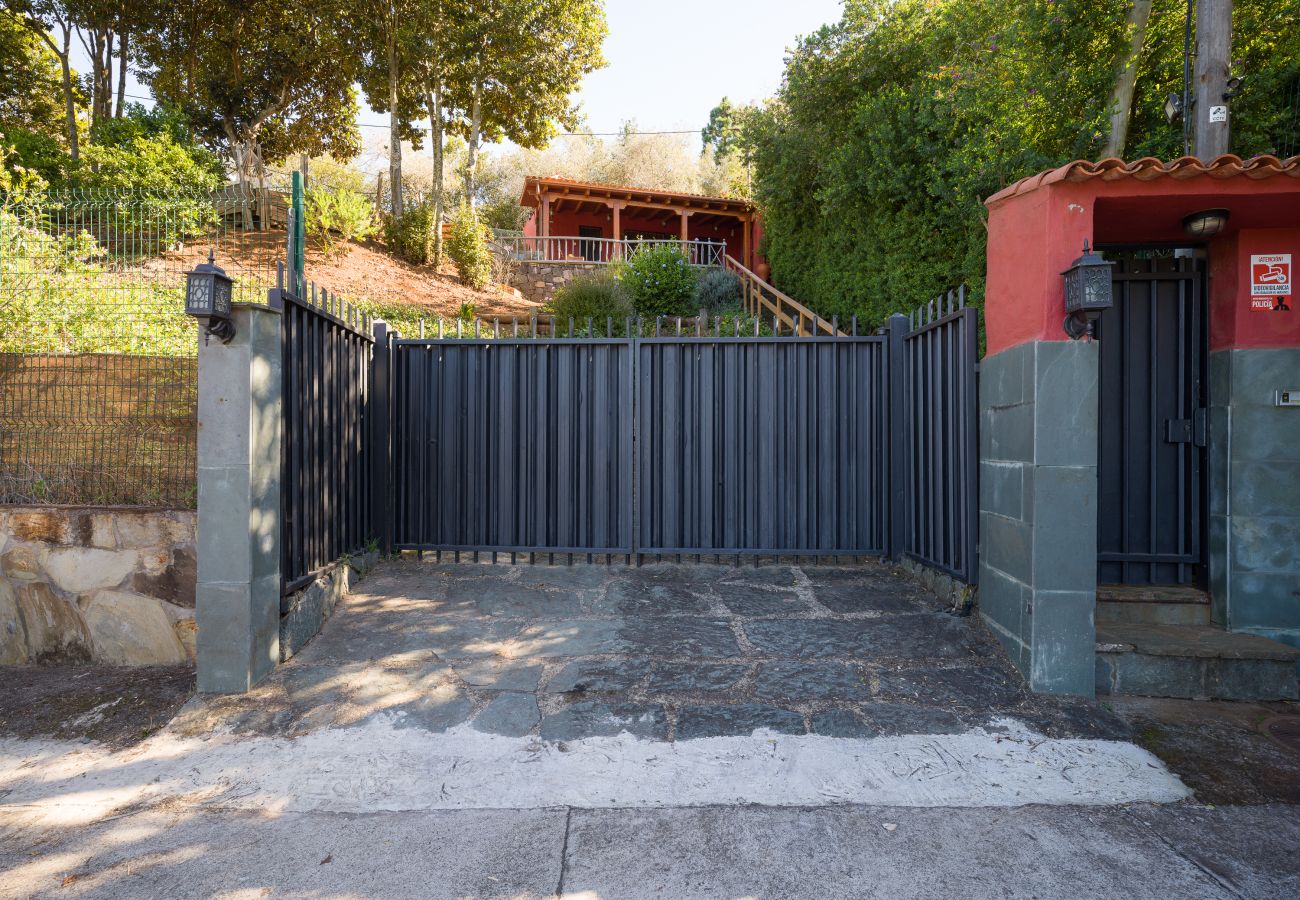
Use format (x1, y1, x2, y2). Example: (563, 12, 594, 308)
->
(75, 0, 846, 154)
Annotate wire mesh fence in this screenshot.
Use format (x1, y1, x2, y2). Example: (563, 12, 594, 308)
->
(0, 186, 289, 506)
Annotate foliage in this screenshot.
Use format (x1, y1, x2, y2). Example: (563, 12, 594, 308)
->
(743, 0, 1300, 330)
(546, 273, 633, 327)
(383, 203, 437, 265)
(0, 127, 69, 184)
(305, 188, 377, 256)
(76, 133, 222, 195)
(0, 12, 67, 140)
(620, 244, 698, 317)
(479, 195, 528, 232)
(693, 268, 742, 314)
(0, 197, 193, 355)
(133, 0, 362, 178)
(456, 301, 476, 322)
(445, 203, 492, 289)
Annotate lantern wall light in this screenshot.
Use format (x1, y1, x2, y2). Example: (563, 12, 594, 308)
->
(185, 249, 236, 344)
(1061, 240, 1114, 340)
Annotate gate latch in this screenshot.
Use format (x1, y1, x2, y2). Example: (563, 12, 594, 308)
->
(1165, 419, 1193, 444)
(1165, 411, 1209, 446)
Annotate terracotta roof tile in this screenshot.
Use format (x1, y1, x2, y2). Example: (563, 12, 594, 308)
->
(985, 154, 1300, 206)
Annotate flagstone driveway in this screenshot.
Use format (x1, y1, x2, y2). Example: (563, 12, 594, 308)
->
(173, 560, 1128, 742)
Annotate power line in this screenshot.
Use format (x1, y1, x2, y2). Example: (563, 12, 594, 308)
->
(121, 93, 698, 137)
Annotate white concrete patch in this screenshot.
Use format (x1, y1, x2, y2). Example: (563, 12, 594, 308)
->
(0, 717, 1189, 825)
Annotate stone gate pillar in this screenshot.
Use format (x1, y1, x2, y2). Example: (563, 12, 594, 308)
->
(195, 303, 282, 693)
(979, 186, 1099, 697)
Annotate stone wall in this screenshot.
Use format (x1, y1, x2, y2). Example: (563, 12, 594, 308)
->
(1208, 347, 1300, 654)
(0, 506, 196, 666)
(279, 550, 378, 663)
(977, 340, 1098, 696)
(509, 260, 605, 305)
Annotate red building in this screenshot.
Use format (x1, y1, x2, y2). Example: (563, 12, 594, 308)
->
(519, 176, 763, 273)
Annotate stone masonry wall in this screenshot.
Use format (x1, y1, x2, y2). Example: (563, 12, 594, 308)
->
(509, 260, 605, 305)
(978, 340, 1099, 696)
(0, 506, 196, 666)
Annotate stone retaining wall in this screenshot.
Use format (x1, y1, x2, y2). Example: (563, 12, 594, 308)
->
(508, 260, 605, 305)
(0, 506, 196, 666)
(279, 550, 378, 663)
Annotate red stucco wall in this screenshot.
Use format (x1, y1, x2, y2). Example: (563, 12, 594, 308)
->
(1208, 227, 1300, 351)
(985, 176, 1300, 357)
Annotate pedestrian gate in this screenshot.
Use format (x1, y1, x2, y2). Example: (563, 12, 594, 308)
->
(281, 293, 981, 590)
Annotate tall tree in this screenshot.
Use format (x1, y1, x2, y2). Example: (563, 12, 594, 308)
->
(4, 1, 82, 159)
(1103, 0, 1154, 158)
(355, 0, 428, 218)
(444, 0, 606, 204)
(135, 0, 361, 192)
(0, 11, 69, 140)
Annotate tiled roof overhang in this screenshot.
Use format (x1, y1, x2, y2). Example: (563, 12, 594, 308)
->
(986, 154, 1300, 208)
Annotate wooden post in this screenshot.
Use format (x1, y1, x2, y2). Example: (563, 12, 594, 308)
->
(541, 193, 551, 239)
(679, 209, 690, 243)
(742, 215, 752, 272)
(1193, 0, 1233, 159)
(611, 201, 623, 259)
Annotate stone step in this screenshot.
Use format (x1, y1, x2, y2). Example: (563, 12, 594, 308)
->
(1096, 623, 1300, 701)
(1096, 584, 1212, 627)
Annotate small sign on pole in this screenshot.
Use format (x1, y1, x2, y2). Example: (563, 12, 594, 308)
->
(1250, 254, 1292, 312)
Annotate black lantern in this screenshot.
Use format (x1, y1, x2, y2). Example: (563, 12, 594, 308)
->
(1061, 240, 1114, 340)
(185, 249, 235, 344)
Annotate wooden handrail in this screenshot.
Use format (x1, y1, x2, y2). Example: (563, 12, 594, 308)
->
(723, 255, 842, 336)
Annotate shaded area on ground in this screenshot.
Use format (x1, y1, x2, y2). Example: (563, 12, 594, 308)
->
(1113, 695, 1300, 804)
(171, 560, 1130, 744)
(0, 665, 193, 748)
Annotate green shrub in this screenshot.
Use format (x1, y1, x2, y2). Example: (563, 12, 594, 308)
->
(547, 274, 633, 331)
(621, 244, 698, 317)
(383, 204, 436, 265)
(446, 204, 492, 290)
(694, 268, 742, 314)
(305, 188, 376, 256)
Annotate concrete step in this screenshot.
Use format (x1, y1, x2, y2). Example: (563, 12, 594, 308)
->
(1096, 623, 1300, 701)
(1096, 584, 1211, 627)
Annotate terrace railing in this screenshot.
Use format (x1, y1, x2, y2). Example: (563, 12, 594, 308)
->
(495, 236, 726, 268)
(724, 255, 843, 337)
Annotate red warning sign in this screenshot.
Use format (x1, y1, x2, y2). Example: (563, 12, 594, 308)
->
(1250, 254, 1292, 312)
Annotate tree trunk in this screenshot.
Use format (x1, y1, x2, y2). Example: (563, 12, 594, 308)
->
(57, 27, 78, 161)
(426, 86, 445, 265)
(116, 30, 128, 118)
(464, 81, 482, 210)
(1193, 0, 1233, 159)
(1102, 0, 1153, 159)
(387, 13, 404, 219)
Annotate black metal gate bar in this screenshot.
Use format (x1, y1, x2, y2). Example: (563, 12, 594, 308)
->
(279, 276, 375, 596)
(635, 334, 889, 557)
(390, 337, 635, 554)
(896, 292, 980, 583)
(1096, 255, 1205, 585)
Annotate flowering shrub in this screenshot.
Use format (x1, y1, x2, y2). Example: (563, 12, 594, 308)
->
(621, 244, 697, 317)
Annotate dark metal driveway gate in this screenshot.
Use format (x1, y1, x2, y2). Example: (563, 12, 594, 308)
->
(368, 297, 978, 580)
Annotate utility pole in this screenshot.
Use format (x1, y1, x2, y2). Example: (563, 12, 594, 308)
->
(1192, 0, 1234, 159)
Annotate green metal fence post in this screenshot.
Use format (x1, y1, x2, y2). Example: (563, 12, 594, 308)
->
(291, 171, 305, 296)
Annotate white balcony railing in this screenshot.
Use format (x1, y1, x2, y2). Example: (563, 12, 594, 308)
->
(494, 236, 726, 268)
